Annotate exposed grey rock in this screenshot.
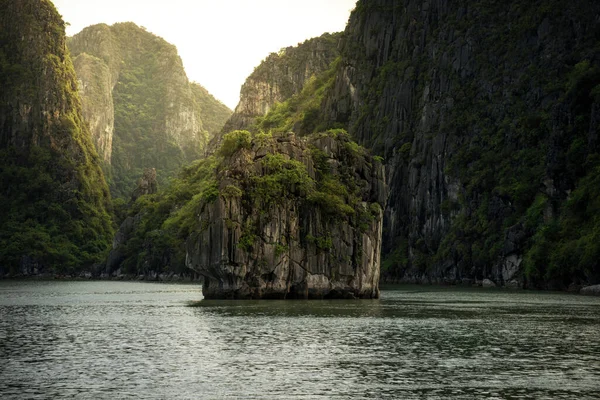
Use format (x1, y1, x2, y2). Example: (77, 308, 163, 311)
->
(506, 280, 522, 289)
(73, 53, 114, 164)
(186, 132, 387, 299)
(501, 255, 522, 283)
(131, 168, 158, 202)
(482, 279, 497, 288)
(580, 285, 600, 296)
(211, 33, 340, 151)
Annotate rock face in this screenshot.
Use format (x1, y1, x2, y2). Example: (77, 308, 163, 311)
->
(314, 0, 600, 289)
(73, 52, 114, 164)
(186, 131, 387, 299)
(580, 285, 600, 296)
(0, 0, 114, 274)
(482, 279, 496, 288)
(212, 33, 340, 149)
(68, 23, 232, 197)
(131, 168, 158, 202)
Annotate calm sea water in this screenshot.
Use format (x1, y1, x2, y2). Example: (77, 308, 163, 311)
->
(0, 281, 599, 399)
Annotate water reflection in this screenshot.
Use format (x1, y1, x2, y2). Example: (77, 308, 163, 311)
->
(1, 282, 599, 399)
(191, 299, 386, 318)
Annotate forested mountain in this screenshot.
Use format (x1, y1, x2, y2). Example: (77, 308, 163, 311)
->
(68, 23, 231, 198)
(0, 0, 114, 275)
(3, 0, 598, 293)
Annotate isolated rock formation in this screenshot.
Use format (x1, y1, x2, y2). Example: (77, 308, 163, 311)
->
(186, 130, 387, 299)
(580, 285, 600, 296)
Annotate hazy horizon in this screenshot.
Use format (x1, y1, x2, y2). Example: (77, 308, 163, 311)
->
(52, 0, 358, 110)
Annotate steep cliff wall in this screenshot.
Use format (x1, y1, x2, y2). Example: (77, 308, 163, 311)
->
(214, 33, 341, 147)
(73, 53, 114, 163)
(0, 0, 114, 275)
(318, 0, 600, 289)
(69, 23, 232, 197)
(187, 130, 386, 299)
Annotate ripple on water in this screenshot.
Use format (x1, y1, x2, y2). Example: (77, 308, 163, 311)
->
(1, 282, 599, 399)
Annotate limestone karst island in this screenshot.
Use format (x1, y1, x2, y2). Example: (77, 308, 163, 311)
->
(1, 1, 600, 398)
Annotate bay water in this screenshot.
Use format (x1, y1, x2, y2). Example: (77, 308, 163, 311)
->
(1, 281, 599, 399)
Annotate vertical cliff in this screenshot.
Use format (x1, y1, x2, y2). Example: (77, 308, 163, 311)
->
(0, 0, 114, 275)
(214, 33, 341, 145)
(318, 0, 600, 288)
(187, 130, 386, 299)
(73, 53, 114, 164)
(68, 23, 232, 198)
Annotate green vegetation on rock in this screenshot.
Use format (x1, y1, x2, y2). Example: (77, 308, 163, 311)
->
(215, 32, 341, 146)
(0, 0, 114, 275)
(113, 156, 219, 275)
(69, 23, 232, 198)
(255, 57, 342, 135)
(110, 128, 385, 277)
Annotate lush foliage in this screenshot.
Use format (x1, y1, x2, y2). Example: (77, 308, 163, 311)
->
(69, 23, 231, 199)
(116, 157, 219, 274)
(218, 130, 252, 157)
(250, 153, 315, 204)
(0, 0, 114, 274)
(255, 57, 343, 135)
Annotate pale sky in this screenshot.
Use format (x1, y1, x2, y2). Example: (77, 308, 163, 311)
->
(52, 0, 357, 110)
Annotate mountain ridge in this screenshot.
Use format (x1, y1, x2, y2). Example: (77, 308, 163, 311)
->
(68, 22, 232, 197)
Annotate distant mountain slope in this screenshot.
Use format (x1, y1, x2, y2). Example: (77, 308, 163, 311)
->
(0, 0, 114, 275)
(68, 23, 231, 198)
(191, 82, 232, 140)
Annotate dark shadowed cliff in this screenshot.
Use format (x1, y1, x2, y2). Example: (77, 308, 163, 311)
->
(321, 0, 600, 289)
(0, 0, 114, 276)
(242, 0, 600, 290)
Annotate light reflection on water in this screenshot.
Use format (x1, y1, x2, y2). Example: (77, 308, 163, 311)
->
(1, 281, 599, 399)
